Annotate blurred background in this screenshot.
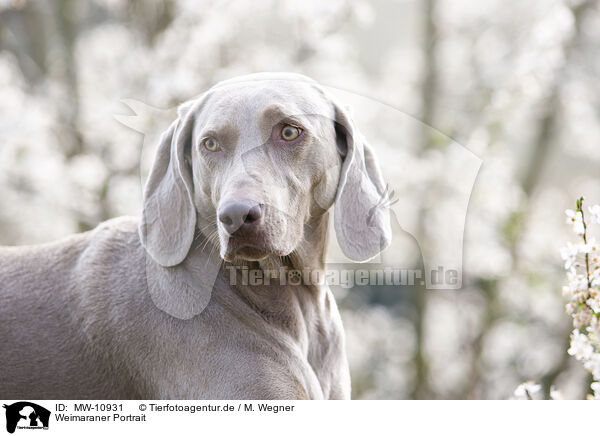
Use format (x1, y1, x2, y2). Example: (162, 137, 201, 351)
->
(1, 0, 599, 399)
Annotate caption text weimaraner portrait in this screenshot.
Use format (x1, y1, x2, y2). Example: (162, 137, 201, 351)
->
(0, 73, 392, 400)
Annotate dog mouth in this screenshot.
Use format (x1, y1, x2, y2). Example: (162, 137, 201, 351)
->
(215, 208, 295, 261)
(222, 235, 273, 261)
(228, 245, 269, 261)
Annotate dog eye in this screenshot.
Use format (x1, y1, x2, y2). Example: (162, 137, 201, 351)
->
(280, 124, 302, 141)
(202, 137, 220, 152)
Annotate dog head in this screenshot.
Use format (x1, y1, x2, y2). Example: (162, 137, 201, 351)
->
(139, 73, 391, 267)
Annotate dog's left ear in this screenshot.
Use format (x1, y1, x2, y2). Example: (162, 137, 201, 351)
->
(331, 101, 392, 261)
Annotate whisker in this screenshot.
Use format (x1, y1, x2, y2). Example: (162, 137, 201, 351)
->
(197, 220, 218, 234)
(207, 236, 220, 262)
(199, 228, 218, 253)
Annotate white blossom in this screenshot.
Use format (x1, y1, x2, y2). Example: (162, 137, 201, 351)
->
(583, 354, 600, 380)
(549, 386, 564, 400)
(565, 209, 585, 235)
(587, 298, 600, 314)
(573, 306, 593, 329)
(565, 269, 589, 294)
(568, 329, 594, 360)
(560, 242, 579, 269)
(513, 381, 541, 400)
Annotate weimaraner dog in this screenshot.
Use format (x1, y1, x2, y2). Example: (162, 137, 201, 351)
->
(0, 73, 391, 399)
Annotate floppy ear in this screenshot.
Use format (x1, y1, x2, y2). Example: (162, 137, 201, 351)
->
(332, 102, 392, 261)
(139, 108, 196, 267)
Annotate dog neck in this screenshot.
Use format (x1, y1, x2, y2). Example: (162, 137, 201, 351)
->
(218, 211, 332, 336)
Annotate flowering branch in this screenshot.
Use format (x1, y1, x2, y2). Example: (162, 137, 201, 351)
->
(561, 197, 600, 399)
(578, 197, 592, 290)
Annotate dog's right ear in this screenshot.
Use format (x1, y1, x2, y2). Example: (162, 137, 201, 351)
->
(140, 96, 222, 320)
(138, 105, 197, 267)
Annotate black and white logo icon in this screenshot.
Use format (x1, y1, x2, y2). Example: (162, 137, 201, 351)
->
(3, 402, 50, 434)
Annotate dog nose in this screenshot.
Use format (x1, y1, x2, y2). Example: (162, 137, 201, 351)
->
(218, 200, 263, 234)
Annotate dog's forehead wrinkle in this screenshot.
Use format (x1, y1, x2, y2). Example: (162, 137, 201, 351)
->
(204, 82, 331, 123)
(260, 104, 303, 125)
(195, 116, 238, 134)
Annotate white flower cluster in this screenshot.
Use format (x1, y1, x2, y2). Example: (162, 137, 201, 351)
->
(561, 198, 600, 399)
